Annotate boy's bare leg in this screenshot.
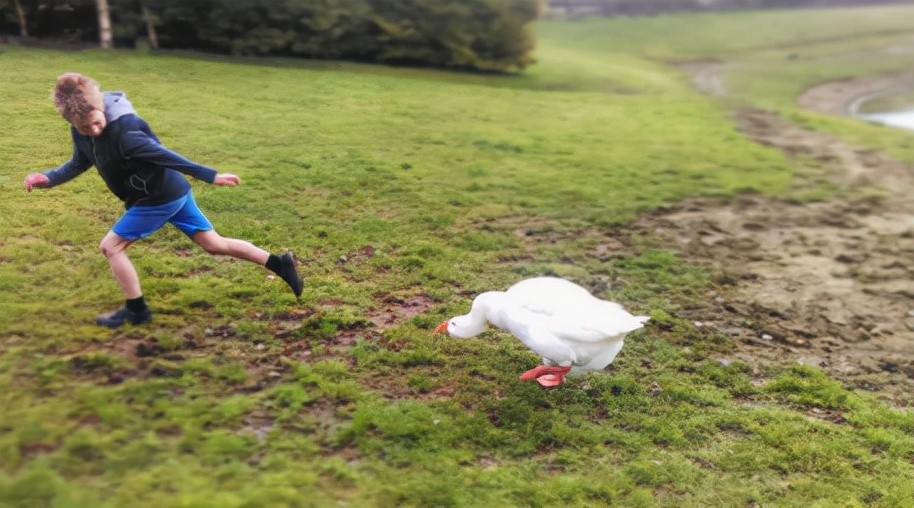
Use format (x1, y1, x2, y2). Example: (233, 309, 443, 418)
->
(192, 230, 302, 296)
(99, 231, 141, 298)
(96, 231, 151, 327)
(192, 230, 269, 263)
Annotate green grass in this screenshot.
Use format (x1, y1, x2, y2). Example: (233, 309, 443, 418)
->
(537, 5, 914, 59)
(535, 6, 914, 163)
(2, 5, 914, 507)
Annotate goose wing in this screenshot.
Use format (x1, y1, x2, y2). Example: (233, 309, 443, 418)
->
(503, 277, 648, 344)
(508, 316, 578, 365)
(513, 294, 646, 343)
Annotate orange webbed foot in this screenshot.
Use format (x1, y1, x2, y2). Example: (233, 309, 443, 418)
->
(519, 365, 572, 387)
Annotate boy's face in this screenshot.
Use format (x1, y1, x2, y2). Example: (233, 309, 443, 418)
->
(73, 109, 107, 138)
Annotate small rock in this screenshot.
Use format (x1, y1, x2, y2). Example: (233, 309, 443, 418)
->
(761, 334, 773, 341)
(879, 361, 899, 373)
(835, 253, 862, 264)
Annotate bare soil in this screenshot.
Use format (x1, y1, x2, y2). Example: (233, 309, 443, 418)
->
(656, 63, 914, 405)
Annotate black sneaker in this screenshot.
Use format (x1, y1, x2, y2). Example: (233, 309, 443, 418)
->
(279, 252, 303, 297)
(96, 307, 152, 328)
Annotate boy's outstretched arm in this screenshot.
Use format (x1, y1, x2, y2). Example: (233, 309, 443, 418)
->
(25, 133, 93, 192)
(119, 129, 219, 183)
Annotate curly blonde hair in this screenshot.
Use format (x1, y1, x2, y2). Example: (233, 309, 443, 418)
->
(52, 72, 104, 123)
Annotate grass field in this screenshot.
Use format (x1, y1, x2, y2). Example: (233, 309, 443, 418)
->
(1, 5, 913, 507)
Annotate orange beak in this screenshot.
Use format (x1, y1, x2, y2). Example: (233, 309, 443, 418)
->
(434, 320, 449, 334)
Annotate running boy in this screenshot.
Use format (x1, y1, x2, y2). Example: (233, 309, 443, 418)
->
(24, 72, 302, 328)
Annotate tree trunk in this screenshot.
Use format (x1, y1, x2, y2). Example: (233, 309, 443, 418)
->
(14, 0, 29, 38)
(96, 0, 113, 49)
(142, 6, 159, 49)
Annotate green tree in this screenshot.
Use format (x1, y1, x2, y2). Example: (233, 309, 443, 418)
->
(143, 0, 540, 72)
(367, 0, 540, 72)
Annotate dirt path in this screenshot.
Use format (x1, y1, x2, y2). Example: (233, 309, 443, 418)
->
(656, 63, 914, 405)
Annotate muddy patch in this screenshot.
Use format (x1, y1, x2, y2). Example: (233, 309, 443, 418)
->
(646, 64, 914, 404)
(67, 291, 437, 388)
(241, 410, 275, 444)
(635, 189, 914, 404)
(368, 293, 436, 330)
(277, 292, 435, 368)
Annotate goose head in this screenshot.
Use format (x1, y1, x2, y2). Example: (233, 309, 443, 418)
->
(434, 291, 505, 339)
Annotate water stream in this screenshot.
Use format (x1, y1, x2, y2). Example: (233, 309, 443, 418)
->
(852, 89, 914, 131)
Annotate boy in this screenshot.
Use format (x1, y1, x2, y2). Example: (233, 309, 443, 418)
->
(24, 72, 302, 328)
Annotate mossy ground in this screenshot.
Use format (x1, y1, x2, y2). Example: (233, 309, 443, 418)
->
(1, 6, 913, 507)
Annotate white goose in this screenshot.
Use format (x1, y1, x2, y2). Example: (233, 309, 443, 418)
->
(435, 277, 649, 387)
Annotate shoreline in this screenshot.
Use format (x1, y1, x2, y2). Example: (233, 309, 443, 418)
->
(797, 70, 914, 117)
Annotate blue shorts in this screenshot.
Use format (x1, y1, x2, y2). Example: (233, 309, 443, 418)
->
(112, 192, 213, 241)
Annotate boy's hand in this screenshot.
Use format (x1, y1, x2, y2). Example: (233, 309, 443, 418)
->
(24, 173, 50, 192)
(213, 173, 240, 186)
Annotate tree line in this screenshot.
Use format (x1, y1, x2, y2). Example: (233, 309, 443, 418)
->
(0, 0, 541, 73)
(546, 0, 912, 17)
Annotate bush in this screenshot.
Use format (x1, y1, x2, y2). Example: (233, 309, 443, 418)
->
(141, 0, 540, 72)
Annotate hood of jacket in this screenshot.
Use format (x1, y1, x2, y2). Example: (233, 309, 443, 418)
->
(103, 91, 136, 122)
